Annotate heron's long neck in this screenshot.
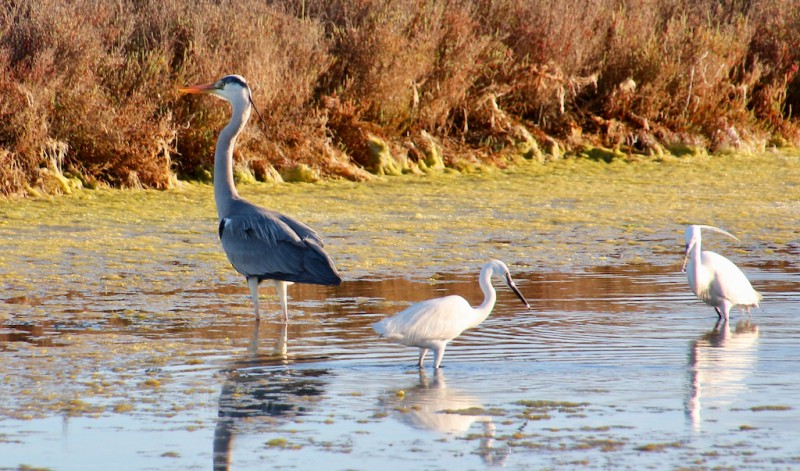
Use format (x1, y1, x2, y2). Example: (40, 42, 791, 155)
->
(214, 101, 251, 219)
(473, 268, 498, 327)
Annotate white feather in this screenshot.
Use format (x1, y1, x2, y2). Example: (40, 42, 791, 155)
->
(372, 259, 530, 369)
(684, 225, 762, 322)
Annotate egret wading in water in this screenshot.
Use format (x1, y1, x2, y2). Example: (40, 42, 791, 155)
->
(681, 224, 762, 323)
(373, 259, 530, 369)
(180, 75, 341, 322)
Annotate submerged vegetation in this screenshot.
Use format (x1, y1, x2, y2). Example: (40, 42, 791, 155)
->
(2, 0, 800, 195)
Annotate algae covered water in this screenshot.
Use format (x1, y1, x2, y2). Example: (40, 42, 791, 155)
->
(1, 152, 799, 470)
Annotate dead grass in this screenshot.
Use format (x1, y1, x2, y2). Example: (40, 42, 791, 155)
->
(2, 0, 800, 194)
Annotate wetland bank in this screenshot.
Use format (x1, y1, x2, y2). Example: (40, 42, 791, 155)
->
(1, 152, 800, 470)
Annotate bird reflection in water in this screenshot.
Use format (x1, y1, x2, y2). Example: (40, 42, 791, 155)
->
(685, 319, 760, 431)
(380, 369, 509, 466)
(213, 325, 328, 470)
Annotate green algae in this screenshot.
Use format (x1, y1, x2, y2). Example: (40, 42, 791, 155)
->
(750, 405, 792, 412)
(635, 441, 684, 452)
(441, 407, 507, 416)
(516, 400, 589, 409)
(5, 150, 797, 285)
(15, 465, 55, 471)
(263, 437, 305, 451)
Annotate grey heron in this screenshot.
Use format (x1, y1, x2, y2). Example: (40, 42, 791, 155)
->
(372, 259, 530, 369)
(681, 224, 761, 323)
(180, 75, 341, 322)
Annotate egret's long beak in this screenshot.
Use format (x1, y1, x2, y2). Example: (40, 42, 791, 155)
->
(179, 82, 217, 94)
(681, 250, 689, 272)
(505, 274, 531, 309)
(681, 241, 695, 272)
(699, 225, 740, 243)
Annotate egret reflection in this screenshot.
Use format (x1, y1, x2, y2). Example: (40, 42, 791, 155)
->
(380, 369, 509, 466)
(685, 319, 760, 431)
(213, 325, 327, 470)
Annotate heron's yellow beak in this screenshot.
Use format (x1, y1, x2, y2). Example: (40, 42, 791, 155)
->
(178, 82, 217, 94)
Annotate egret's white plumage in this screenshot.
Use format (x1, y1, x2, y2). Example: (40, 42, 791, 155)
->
(180, 75, 341, 322)
(681, 225, 762, 322)
(373, 259, 530, 369)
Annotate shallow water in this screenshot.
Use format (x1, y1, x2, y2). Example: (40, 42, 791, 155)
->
(1, 153, 799, 470)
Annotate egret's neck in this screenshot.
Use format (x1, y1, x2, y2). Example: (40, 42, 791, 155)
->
(686, 237, 704, 295)
(214, 101, 251, 218)
(689, 238, 702, 273)
(473, 268, 498, 327)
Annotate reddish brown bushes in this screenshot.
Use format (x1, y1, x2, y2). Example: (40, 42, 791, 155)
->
(2, 0, 800, 195)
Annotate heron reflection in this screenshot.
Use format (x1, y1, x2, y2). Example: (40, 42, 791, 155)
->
(213, 324, 328, 470)
(380, 369, 508, 466)
(685, 319, 760, 431)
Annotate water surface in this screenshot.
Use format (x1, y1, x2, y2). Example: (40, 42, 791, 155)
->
(1, 153, 799, 470)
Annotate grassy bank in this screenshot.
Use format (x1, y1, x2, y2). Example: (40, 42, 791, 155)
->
(2, 0, 800, 196)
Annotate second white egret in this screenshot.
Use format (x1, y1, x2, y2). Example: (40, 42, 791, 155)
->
(681, 224, 762, 323)
(372, 259, 530, 369)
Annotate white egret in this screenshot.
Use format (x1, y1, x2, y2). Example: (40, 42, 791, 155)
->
(372, 259, 530, 369)
(681, 224, 761, 322)
(180, 75, 341, 322)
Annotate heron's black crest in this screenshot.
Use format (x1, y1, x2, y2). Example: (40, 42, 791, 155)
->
(220, 75, 248, 89)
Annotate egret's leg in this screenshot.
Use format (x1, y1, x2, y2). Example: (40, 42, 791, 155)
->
(714, 306, 722, 319)
(418, 348, 428, 368)
(720, 301, 732, 323)
(433, 344, 447, 369)
(247, 277, 261, 321)
(274, 280, 289, 322)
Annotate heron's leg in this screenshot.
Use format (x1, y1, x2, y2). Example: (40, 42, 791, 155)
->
(418, 348, 428, 368)
(714, 306, 722, 319)
(276, 322, 288, 359)
(247, 277, 261, 321)
(433, 344, 447, 369)
(274, 280, 289, 322)
(248, 322, 261, 354)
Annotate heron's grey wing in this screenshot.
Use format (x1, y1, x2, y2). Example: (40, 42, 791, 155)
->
(219, 208, 340, 285)
(272, 211, 325, 247)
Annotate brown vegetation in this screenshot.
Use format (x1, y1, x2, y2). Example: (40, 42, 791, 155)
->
(2, 0, 800, 195)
